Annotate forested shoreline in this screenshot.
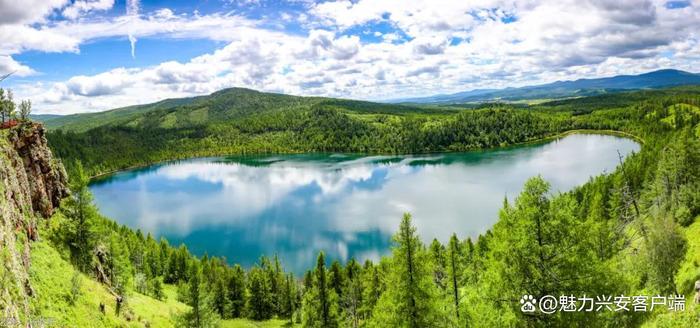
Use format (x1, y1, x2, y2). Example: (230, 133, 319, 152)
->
(25, 87, 700, 326)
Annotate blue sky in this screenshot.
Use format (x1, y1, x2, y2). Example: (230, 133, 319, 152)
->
(0, 0, 698, 114)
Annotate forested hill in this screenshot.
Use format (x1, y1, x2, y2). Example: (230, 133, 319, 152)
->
(45, 86, 543, 176)
(45, 88, 436, 133)
(47, 86, 700, 177)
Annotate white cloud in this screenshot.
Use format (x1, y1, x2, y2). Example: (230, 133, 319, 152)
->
(62, 0, 114, 20)
(3, 0, 700, 114)
(0, 55, 35, 76)
(0, 0, 68, 24)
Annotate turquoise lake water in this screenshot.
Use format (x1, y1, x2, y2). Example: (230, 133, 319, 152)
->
(89, 134, 640, 273)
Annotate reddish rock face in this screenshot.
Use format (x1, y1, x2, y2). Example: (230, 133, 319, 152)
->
(1, 119, 19, 129)
(7, 123, 68, 218)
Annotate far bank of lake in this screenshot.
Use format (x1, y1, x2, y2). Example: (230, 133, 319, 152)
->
(89, 133, 640, 273)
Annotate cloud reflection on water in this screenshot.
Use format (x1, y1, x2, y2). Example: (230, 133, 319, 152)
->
(90, 134, 639, 273)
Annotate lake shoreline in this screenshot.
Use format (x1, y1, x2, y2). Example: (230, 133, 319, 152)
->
(88, 129, 643, 180)
(88, 133, 641, 274)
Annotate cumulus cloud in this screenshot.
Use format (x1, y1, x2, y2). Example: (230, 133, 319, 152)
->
(0, 0, 68, 24)
(62, 0, 114, 20)
(0, 55, 34, 76)
(66, 69, 133, 97)
(4, 0, 700, 114)
(412, 36, 449, 55)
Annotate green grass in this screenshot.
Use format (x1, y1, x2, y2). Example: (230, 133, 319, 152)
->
(641, 217, 700, 327)
(220, 318, 298, 328)
(676, 217, 700, 295)
(27, 238, 302, 327)
(28, 240, 188, 327)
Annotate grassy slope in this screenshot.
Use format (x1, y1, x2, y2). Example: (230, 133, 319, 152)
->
(29, 239, 296, 327)
(29, 239, 182, 327)
(642, 217, 700, 327)
(44, 96, 202, 132)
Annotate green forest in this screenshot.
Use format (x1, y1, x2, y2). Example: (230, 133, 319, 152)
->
(4, 86, 700, 327)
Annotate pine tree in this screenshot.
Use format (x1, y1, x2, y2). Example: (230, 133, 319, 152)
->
(302, 252, 339, 328)
(644, 216, 687, 294)
(360, 261, 382, 321)
(429, 238, 447, 291)
(61, 161, 98, 272)
(280, 273, 297, 320)
(446, 234, 462, 322)
(227, 264, 246, 318)
(247, 265, 273, 320)
(329, 260, 346, 302)
(152, 277, 164, 300)
(212, 272, 230, 318)
(107, 233, 132, 295)
(178, 264, 219, 328)
(342, 258, 363, 328)
(479, 176, 615, 326)
(272, 255, 285, 316)
(368, 214, 450, 328)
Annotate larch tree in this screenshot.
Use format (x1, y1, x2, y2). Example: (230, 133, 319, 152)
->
(227, 264, 246, 318)
(61, 161, 98, 273)
(429, 238, 447, 292)
(342, 258, 363, 328)
(446, 233, 463, 322)
(302, 252, 339, 328)
(368, 213, 451, 328)
(247, 265, 274, 320)
(178, 264, 219, 328)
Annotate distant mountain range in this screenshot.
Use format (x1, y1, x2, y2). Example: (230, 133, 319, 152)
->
(391, 69, 700, 104)
(35, 69, 700, 123)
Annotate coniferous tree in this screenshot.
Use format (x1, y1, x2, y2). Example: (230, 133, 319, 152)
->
(302, 252, 339, 328)
(360, 261, 382, 321)
(227, 264, 246, 318)
(446, 234, 462, 322)
(178, 264, 219, 328)
(477, 176, 618, 326)
(279, 273, 297, 320)
(152, 277, 165, 300)
(368, 214, 450, 328)
(329, 260, 346, 302)
(429, 238, 447, 292)
(461, 237, 476, 284)
(212, 271, 231, 318)
(61, 162, 98, 273)
(644, 216, 687, 294)
(106, 233, 132, 295)
(272, 255, 285, 315)
(342, 258, 363, 328)
(247, 265, 274, 320)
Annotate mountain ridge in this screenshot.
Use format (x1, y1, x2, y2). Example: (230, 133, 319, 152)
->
(391, 69, 700, 104)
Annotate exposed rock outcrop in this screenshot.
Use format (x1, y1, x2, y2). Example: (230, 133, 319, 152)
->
(0, 123, 68, 324)
(7, 123, 68, 218)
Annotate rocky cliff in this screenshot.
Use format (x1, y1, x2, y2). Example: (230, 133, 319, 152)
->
(0, 123, 68, 324)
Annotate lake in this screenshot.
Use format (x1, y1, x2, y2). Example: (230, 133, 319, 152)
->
(89, 133, 639, 273)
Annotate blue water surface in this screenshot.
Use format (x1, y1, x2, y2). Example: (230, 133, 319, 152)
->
(90, 134, 639, 273)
